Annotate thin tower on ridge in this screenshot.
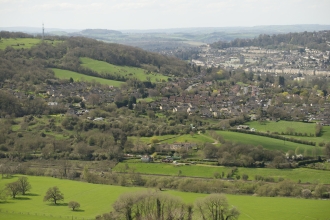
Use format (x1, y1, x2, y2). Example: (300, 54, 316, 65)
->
(42, 23, 45, 40)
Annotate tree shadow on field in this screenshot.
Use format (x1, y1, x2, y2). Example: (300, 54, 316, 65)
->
(48, 202, 68, 207)
(14, 197, 31, 200)
(25, 193, 39, 196)
(73, 209, 85, 212)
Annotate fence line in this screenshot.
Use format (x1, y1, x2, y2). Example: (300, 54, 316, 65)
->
(0, 209, 94, 220)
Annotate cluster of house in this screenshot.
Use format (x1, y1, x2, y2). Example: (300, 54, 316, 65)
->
(192, 45, 330, 76)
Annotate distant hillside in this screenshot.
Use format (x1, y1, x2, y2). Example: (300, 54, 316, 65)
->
(80, 29, 122, 35)
(211, 30, 330, 51)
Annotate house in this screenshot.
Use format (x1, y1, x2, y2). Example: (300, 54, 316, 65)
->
(141, 155, 153, 163)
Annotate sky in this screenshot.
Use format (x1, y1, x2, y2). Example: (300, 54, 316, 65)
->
(0, 0, 330, 30)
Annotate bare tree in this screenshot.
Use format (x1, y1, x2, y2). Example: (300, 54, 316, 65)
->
(112, 191, 189, 220)
(195, 194, 240, 220)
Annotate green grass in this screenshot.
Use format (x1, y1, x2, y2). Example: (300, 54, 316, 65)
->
(80, 57, 168, 82)
(237, 167, 330, 183)
(0, 38, 62, 50)
(1, 175, 330, 220)
(114, 163, 231, 177)
(129, 134, 215, 145)
(246, 121, 316, 135)
(52, 68, 123, 87)
(113, 162, 330, 184)
(215, 131, 321, 155)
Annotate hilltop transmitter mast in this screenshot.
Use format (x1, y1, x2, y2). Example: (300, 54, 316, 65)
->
(42, 23, 45, 40)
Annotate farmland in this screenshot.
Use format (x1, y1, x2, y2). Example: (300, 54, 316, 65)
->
(113, 162, 330, 184)
(52, 68, 124, 87)
(0, 175, 329, 220)
(245, 121, 316, 135)
(80, 57, 168, 82)
(214, 130, 322, 155)
(0, 38, 62, 50)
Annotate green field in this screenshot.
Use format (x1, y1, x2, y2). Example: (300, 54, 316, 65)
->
(52, 68, 123, 87)
(113, 162, 330, 184)
(130, 133, 215, 145)
(0, 38, 62, 50)
(246, 121, 316, 135)
(1, 175, 330, 220)
(215, 131, 321, 155)
(80, 57, 168, 82)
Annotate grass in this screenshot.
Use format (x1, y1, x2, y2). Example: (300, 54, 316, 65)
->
(0, 38, 62, 50)
(114, 163, 231, 177)
(80, 57, 168, 82)
(129, 133, 215, 145)
(52, 68, 123, 87)
(214, 131, 322, 155)
(246, 121, 316, 135)
(0, 175, 329, 220)
(113, 162, 330, 184)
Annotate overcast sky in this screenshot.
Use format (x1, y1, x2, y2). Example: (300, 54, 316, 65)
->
(1, 0, 330, 30)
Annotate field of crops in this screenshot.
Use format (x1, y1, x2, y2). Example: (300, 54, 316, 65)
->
(0, 38, 62, 50)
(80, 57, 168, 82)
(0, 175, 329, 220)
(52, 68, 123, 87)
(113, 162, 330, 184)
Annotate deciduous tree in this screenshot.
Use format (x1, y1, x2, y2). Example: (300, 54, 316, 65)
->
(195, 194, 240, 220)
(17, 176, 31, 195)
(43, 186, 64, 204)
(68, 201, 80, 211)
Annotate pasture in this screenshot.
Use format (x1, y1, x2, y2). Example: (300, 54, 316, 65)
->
(52, 68, 123, 87)
(129, 133, 215, 145)
(0, 38, 62, 50)
(0, 175, 330, 220)
(80, 57, 168, 82)
(214, 131, 322, 155)
(246, 121, 316, 136)
(113, 162, 330, 184)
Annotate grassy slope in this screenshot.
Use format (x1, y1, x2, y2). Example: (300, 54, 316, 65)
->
(246, 121, 316, 135)
(52, 68, 123, 87)
(80, 57, 168, 82)
(0, 38, 62, 50)
(214, 131, 322, 155)
(113, 162, 330, 183)
(129, 134, 215, 145)
(0, 175, 329, 220)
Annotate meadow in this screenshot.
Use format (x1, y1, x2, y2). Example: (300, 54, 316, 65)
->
(113, 162, 330, 184)
(245, 121, 316, 135)
(52, 68, 123, 87)
(80, 57, 168, 82)
(0, 175, 330, 220)
(129, 133, 216, 145)
(0, 38, 62, 50)
(214, 130, 322, 155)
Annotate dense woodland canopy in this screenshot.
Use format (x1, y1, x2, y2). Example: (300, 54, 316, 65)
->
(211, 30, 330, 51)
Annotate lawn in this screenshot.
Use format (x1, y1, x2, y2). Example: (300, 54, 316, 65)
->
(0, 175, 329, 220)
(214, 131, 322, 155)
(80, 57, 168, 82)
(0, 38, 62, 50)
(52, 68, 123, 87)
(113, 162, 330, 184)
